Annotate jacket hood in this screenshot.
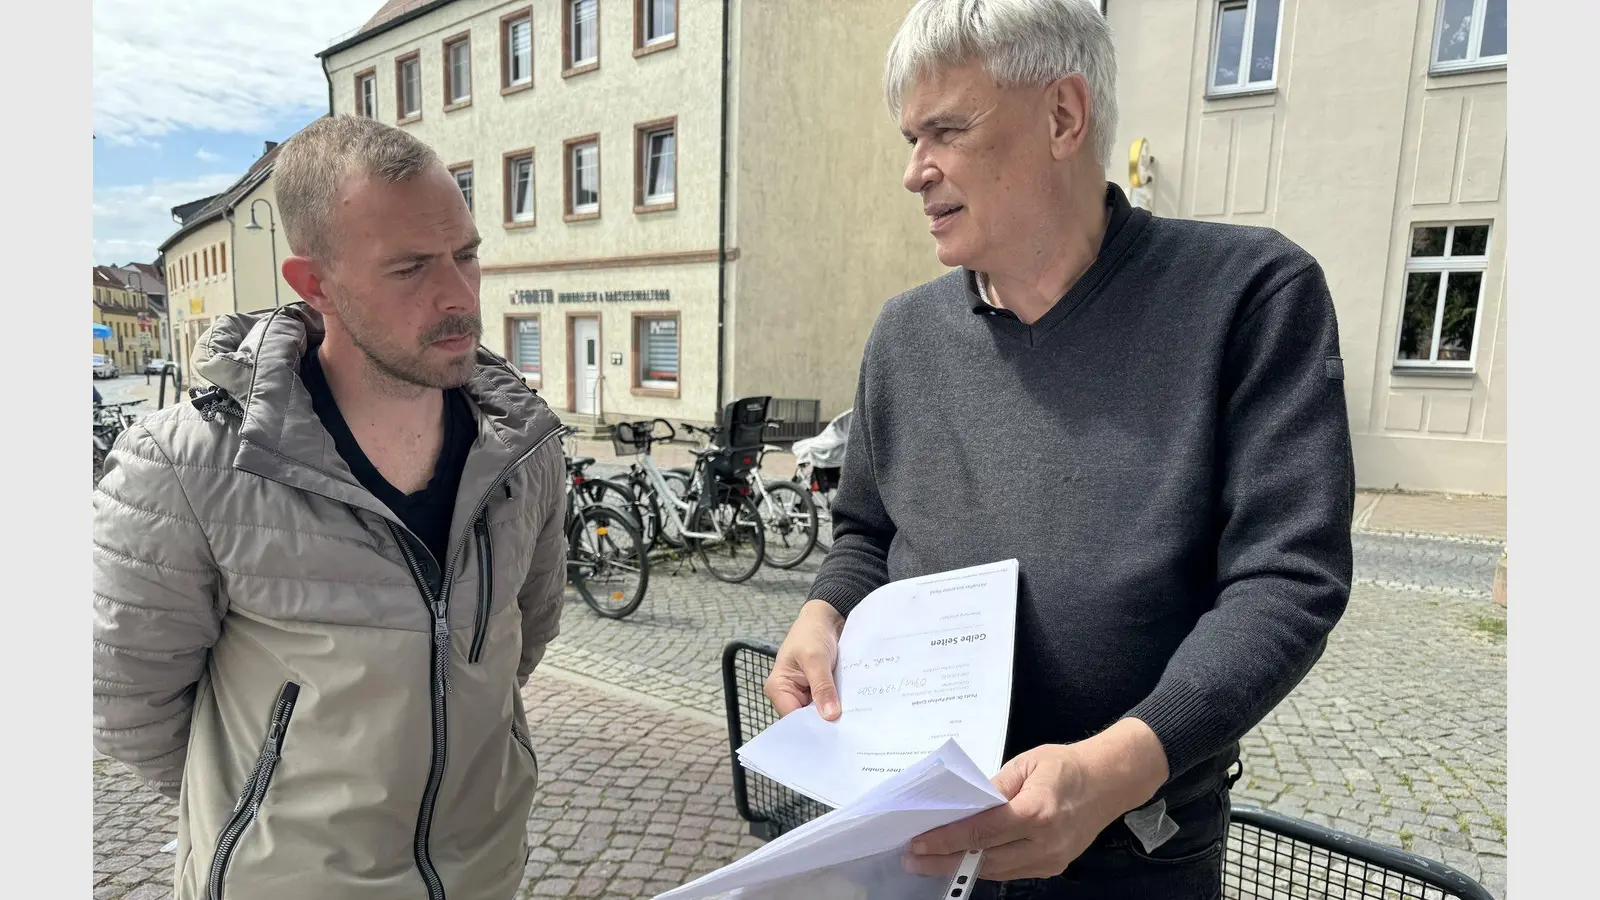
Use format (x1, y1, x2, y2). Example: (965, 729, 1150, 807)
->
(192, 303, 563, 501)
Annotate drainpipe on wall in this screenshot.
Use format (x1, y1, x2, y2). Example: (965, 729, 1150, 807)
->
(714, 0, 733, 420)
(226, 208, 240, 314)
(322, 54, 334, 117)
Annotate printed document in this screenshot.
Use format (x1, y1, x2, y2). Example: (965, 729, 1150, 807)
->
(738, 559, 1019, 809)
(651, 739, 1006, 900)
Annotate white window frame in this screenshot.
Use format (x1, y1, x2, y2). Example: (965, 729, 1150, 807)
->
(570, 0, 599, 67)
(506, 15, 533, 87)
(1430, 0, 1507, 74)
(570, 140, 600, 215)
(508, 315, 541, 380)
(509, 154, 535, 223)
(399, 55, 422, 119)
(1394, 222, 1492, 371)
(643, 127, 675, 205)
(358, 73, 377, 117)
(1206, 0, 1283, 98)
(645, 0, 676, 46)
(453, 166, 474, 212)
(636, 314, 679, 391)
(446, 37, 472, 104)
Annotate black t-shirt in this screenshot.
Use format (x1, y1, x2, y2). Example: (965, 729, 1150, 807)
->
(300, 344, 477, 567)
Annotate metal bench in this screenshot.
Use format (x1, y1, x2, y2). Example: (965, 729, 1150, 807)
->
(721, 638, 1497, 900)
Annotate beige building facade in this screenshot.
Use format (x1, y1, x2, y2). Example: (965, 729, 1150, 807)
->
(321, 0, 946, 428)
(93, 267, 153, 373)
(160, 144, 296, 387)
(1106, 0, 1507, 494)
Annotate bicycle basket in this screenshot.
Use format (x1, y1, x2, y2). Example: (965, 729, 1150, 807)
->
(611, 421, 653, 456)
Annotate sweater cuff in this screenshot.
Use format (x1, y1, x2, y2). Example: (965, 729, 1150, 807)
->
(1122, 680, 1231, 783)
(807, 581, 870, 619)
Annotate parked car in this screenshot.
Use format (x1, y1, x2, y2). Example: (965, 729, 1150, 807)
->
(143, 358, 170, 375)
(93, 354, 119, 379)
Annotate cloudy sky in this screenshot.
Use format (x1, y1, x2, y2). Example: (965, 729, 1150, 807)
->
(93, 0, 381, 266)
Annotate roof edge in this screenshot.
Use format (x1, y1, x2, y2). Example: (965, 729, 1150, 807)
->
(155, 160, 278, 254)
(317, 0, 461, 60)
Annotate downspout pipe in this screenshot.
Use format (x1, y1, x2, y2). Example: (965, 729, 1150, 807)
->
(715, 0, 732, 421)
(322, 53, 335, 117)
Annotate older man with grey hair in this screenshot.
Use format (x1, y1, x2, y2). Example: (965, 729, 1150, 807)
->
(765, 1, 1354, 897)
(92, 115, 568, 900)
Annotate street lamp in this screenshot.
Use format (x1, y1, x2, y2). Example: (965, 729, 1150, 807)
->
(244, 198, 281, 308)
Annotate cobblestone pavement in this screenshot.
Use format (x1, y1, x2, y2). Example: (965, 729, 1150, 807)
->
(93, 515, 1507, 899)
(1352, 531, 1503, 599)
(545, 529, 1508, 898)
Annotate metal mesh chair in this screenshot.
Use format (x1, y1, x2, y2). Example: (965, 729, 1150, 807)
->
(720, 638, 1497, 900)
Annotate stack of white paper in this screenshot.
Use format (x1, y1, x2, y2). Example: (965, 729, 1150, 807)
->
(653, 740, 1006, 900)
(651, 559, 1021, 900)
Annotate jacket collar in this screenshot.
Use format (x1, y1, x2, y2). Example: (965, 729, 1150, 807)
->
(194, 303, 563, 559)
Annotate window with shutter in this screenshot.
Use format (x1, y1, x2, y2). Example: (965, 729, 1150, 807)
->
(637, 316, 678, 388)
(511, 317, 540, 375)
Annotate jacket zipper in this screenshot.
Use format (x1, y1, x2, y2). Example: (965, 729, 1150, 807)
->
(469, 518, 493, 664)
(387, 427, 563, 900)
(511, 721, 538, 772)
(206, 681, 300, 900)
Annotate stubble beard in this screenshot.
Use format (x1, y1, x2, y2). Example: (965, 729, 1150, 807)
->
(333, 290, 482, 392)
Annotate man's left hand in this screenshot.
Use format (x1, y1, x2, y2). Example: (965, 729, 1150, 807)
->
(902, 718, 1169, 882)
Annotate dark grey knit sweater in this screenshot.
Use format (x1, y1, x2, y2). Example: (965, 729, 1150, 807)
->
(808, 183, 1355, 807)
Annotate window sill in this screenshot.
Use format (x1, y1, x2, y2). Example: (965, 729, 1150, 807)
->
(444, 98, 472, 112)
(397, 113, 422, 126)
(634, 37, 677, 58)
(1391, 365, 1477, 388)
(632, 385, 680, 399)
(634, 199, 677, 214)
(504, 219, 538, 230)
(564, 210, 601, 223)
(563, 61, 600, 78)
(1204, 84, 1278, 103)
(1429, 59, 1507, 78)
(501, 80, 534, 96)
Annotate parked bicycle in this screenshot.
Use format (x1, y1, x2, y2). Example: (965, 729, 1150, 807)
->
(92, 399, 145, 489)
(559, 426, 650, 619)
(678, 421, 820, 569)
(790, 408, 851, 551)
(610, 418, 766, 584)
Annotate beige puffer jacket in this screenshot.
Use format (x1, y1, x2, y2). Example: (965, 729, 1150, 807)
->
(92, 304, 568, 900)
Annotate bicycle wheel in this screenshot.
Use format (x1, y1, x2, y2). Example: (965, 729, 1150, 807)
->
(567, 505, 649, 619)
(690, 489, 766, 584)
(579, 477, 638, 518)
(757, 480, 819, 569)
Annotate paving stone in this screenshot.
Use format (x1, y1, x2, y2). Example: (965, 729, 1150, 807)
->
(95, 527, 1503, 900)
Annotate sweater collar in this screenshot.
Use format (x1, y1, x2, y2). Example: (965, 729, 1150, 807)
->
(966, 181, 1136, 315)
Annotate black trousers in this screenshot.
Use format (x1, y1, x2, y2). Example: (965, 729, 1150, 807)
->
(968, 782, 1231, 900)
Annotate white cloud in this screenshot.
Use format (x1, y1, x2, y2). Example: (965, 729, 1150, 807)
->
(195, 148, 223, 163)
(93, 0, 377, 144)
(93, 173, 242, 265)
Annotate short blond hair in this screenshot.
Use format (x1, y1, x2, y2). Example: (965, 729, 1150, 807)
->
(273, 114, 442, 261)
